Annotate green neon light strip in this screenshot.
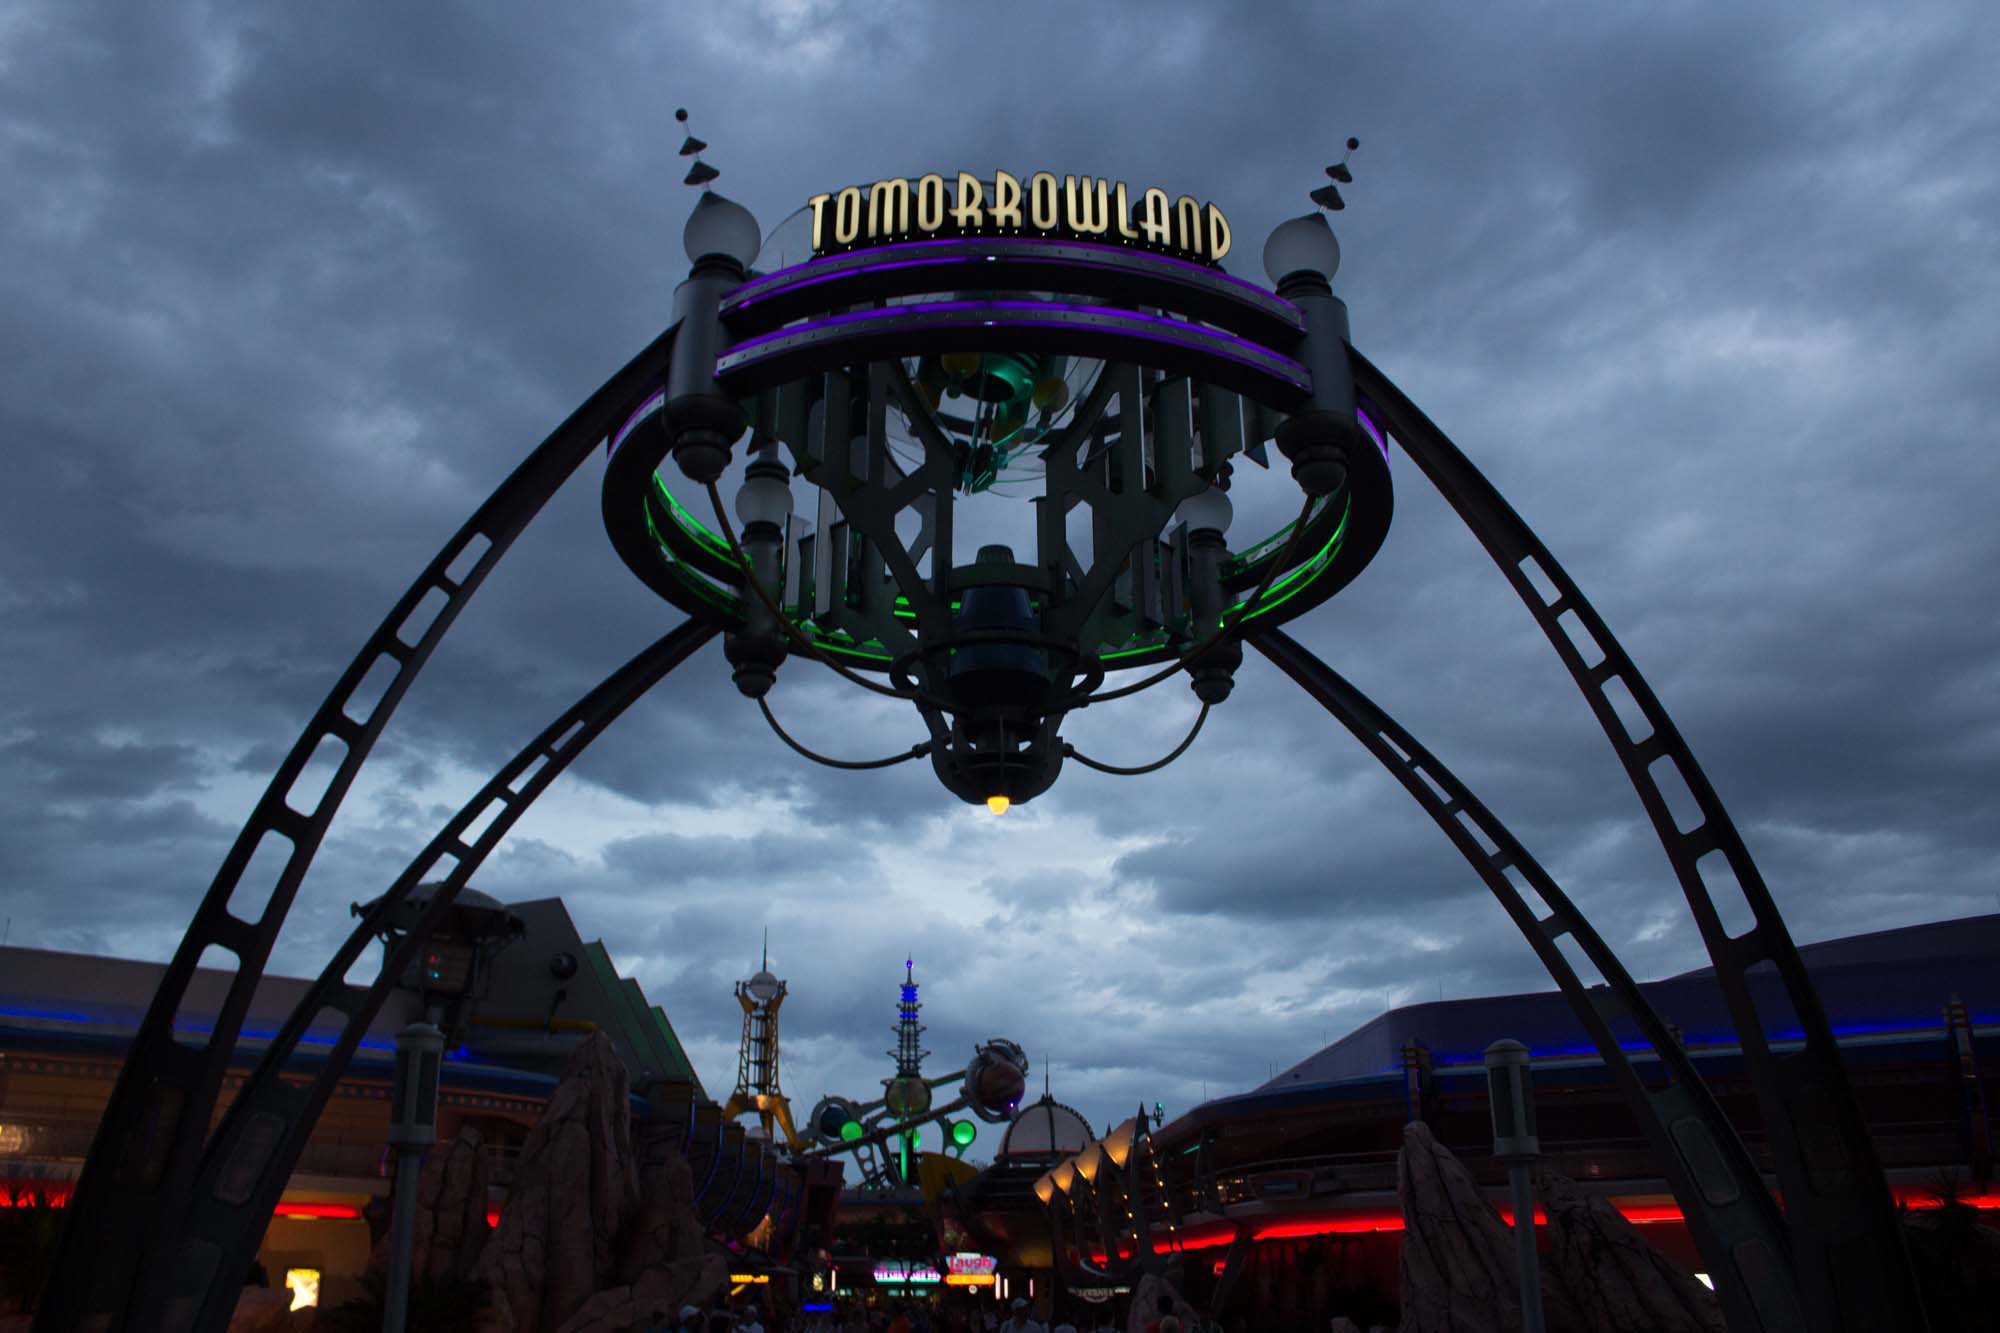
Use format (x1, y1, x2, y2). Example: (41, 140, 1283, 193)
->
(643, 476, 1346, 664)
(654, 476, 737, 563)
(646, 491, 898, 662)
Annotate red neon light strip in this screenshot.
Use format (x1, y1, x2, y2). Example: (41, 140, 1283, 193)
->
(273, 1202, 362, 1220)
(1091, 1187, 2000, 1261)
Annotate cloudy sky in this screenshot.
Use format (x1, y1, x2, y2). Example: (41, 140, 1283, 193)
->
(3, 3, 1997, 1145)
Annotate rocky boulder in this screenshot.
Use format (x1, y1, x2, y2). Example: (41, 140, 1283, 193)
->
(385, 1125, 495, 1283)
(475, 1035, 641, 1333)
(1125, 1271, 1199, 1333)
(1538, 1170, 1723, 1332)
(614, 1122, 711, 1285)
(1395, 1121, 1585, 1333)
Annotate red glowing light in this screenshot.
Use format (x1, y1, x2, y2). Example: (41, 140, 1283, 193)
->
(273, 1202, 361, 1220)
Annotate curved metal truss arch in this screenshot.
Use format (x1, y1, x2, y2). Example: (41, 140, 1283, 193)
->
(1349, 350, 1925, 1333)
(1251, 629, 1803, 1333)
(161, 618, 717, 1330)
(35, 327, 689, 1333)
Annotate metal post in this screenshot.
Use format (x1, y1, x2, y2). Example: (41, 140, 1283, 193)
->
(384, 1017, 444, 1333)
(1485, 1039, 1545, 1333)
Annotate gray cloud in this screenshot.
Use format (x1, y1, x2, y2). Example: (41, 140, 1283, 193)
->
(3, 0, 1997, 1135)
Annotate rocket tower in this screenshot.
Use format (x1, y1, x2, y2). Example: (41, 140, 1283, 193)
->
(722, 931, 801, 1148)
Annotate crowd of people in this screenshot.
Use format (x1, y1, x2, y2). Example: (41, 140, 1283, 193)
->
(639, 1293, 1223, 1333)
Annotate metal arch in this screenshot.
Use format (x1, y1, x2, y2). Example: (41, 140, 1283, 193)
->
(147, 619, 718, 1332)
(1348, 350, 1927, 1332)
(1250, 629, 1801, 1333)
(35, 324, 683, 1332)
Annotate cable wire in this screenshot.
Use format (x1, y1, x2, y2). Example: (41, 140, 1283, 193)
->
(1064, 703, 1210, 776)
(757, 696, 931, 771)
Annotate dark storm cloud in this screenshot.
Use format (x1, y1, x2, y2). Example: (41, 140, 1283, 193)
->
(2, 1, 1997, 1133)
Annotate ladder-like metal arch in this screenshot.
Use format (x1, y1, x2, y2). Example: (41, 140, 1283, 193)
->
(36, 325, 684, 1333)
(1252, 629, 1800, 1333)
(155, 618, 717, 1333)
(1348, 350, 1927, 1332)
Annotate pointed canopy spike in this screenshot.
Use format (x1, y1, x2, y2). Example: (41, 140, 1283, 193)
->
(1325, 163, 1353, 183)
(678, 134, 708, 157)
(1309, 183, 1346, 211)
(683, 159, 720, 188)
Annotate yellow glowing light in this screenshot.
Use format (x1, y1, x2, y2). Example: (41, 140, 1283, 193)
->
(986, 795, 1010, 815)
(285, 1269, 320, 1311)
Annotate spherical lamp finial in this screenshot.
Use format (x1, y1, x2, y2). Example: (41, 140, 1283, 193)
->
(1262, 212, 1342, 288)
(684, 190, 762, 269)
(1177, 485, 1233, 537)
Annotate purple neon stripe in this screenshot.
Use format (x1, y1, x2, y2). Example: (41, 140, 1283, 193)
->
(717, 299, 1308, 389)
(1356, 405, 1390, 462)
(610, 388, 666, 458)
(734, 236, 1287, 310)
(728, 249, 1305, 334)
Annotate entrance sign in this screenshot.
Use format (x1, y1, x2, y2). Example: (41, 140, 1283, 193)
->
(807, 171, 1231, 265)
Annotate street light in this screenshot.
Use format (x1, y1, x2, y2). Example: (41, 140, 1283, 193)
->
(357, 884, 522, 1333)
(1485, 1038, 1546, 1333)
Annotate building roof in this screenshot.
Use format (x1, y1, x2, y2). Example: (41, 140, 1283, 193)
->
(998, 1093, 1095, 1160)
(1250, 911, 2000, 1096)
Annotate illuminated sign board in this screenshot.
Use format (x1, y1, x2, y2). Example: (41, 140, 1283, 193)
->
(871, 1261, 942, 1285)
(946, 1253, 998, 1276)
(807, 172, 1231, 265)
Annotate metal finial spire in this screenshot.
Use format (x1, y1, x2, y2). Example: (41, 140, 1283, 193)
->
(762, 926, 768, 972)
(1311, 136, 1361, 212)
(676, 107, 719, 188)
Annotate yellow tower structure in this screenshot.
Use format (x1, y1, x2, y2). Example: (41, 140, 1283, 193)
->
(722, 932, 802, 1149)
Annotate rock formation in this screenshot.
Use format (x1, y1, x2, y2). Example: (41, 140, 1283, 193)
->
(468, 1033, 723, 1333)
(1395, 1121, 1585, 1333)
(1537, 1170, 1723, 1332)
(398, 1126, 495, 1283)
(1124, 1271, 1200, 1333)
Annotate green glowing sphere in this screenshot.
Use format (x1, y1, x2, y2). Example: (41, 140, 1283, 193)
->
(950, 1120, 977, 1148)
(839, 1119, 864, 1143)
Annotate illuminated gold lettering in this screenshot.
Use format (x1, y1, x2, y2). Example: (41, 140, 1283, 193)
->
(916, 173, 947, 232)
(834, 186, 863, 246)
(1028, 172, 1060, 231)
(808, 193, 832, 252)
(952, 171, 986, 229)
(809, 172, 1226, 264)
(1141, 188, 1171, 246)
(1175, 195, 1203, 257)
(1113, 182, 1142, 240)
(990, 171, 1023, 229)
(1065, 175, 1110, 235)
(868, 178, 909, 238)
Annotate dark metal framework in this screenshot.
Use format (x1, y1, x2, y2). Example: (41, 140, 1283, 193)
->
(1250, 630, 1801, 1333)
(35, 328, 684, 1332)
(38, 212, 1925, 1333)
(1349, 354, 1924, 1333)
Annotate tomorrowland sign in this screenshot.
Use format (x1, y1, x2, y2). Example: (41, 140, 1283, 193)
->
(806, 171, 1232, 265)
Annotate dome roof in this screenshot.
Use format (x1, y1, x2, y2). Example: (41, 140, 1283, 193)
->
(998, 1094, 1094, 1160)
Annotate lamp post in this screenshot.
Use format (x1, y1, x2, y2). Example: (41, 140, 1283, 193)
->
(359, 884, 523, 1333)
(1485, 1038, 1546, 1333)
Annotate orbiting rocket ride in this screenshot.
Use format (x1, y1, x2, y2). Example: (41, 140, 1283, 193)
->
(798, 958, 1028, 1190)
